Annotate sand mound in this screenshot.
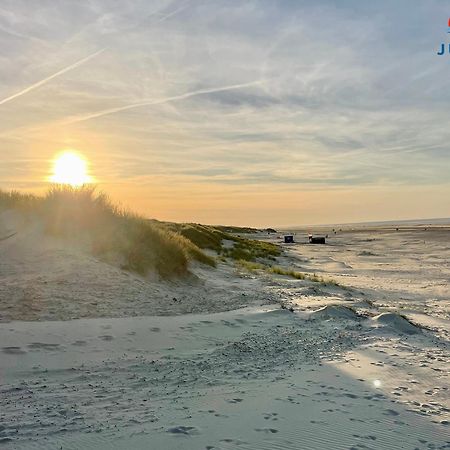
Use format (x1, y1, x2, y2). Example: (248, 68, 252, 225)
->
(0, 211, 276, 321)
(310, 305, 360, 321)
(372, 312, 421, 335)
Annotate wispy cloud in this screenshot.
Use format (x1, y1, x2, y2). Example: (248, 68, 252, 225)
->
(156, 1, 192, 23)
(62, 79, 264, 124)
(0, 48, 105, 106)
(1, 0, 449, 224)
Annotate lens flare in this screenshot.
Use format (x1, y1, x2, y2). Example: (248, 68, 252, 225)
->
(50, 151, 92, 186)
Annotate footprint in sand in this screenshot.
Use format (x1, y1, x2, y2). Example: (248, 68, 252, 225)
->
(353, 434, 377, 441)
(383, 409, 399, 416)
(204, 409, 227, 418)
(2, 346, 26, 354)
(234, 318, 248, 324)
(27, 342, 61, 350)
(255, 428, 278, 434)
(71, 340, 87, 346)
(167, 425, 200, 436)
(263, 412, 278, 421)
(227, 398, 243, 404)
(219, 439, 247, 445)
(150, 327, 161, 332)
(311, 420, 329, 425)
(98, 335, 114, 341)
(220, 320, 239, 328)
(343, 393, 359, 399)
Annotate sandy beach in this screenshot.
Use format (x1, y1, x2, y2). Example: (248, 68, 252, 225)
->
(1, 222, 449, 449)
(2, 2, 450, 448)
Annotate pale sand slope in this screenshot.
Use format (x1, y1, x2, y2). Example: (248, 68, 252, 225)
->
(0, 216, 449, 449)
(0, 307, 448, 449)
(0, 211, 274, 321)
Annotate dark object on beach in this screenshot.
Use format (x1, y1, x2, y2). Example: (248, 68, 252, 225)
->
(309, 235, 326, 244)
(266, 228, 277, 234)
(284, 235, 294, 243)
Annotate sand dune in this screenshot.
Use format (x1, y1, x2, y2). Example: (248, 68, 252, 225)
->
(0, 211, 273, 322)
(309, 304, 361, 321)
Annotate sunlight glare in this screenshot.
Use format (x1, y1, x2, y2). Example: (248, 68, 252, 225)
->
(50, 151, 92, 186)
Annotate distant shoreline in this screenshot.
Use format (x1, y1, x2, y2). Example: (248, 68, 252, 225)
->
(281, 217, 450, 230)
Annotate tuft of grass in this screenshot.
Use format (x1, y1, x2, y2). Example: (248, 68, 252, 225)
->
(236, 260, 265, 273)
(1, 185, 215, 277)
(0, 190, 39, 213)
(42, 185, 121, 236)
(236, 259, 341, 286)
(269, 265, 310, 279)
(221, 238, 280, 261)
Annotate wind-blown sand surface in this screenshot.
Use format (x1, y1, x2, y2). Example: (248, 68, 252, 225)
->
(0, 219, 449, 449)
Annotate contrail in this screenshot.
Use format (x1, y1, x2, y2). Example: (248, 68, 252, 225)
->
(63, 80, 264, 124)
(156, 1, 190, 23)
(0, 48, 105, 107)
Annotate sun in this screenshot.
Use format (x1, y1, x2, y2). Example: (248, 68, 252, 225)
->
(50, 151, 92, 186)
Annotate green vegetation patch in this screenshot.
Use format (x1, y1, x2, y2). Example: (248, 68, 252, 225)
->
(160, 222, 281, 263)
(221, 238, 280, 261)
(163, 223, 230, 252)
(214, 225, 258, 234)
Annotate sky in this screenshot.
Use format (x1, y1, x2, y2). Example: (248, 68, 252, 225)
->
(0, 0, 449, 227)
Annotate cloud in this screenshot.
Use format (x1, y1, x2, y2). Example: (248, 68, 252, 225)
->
(61, 79, 264, 124)
(1, 0, 450, 224)
(0, 48, 105, 106)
